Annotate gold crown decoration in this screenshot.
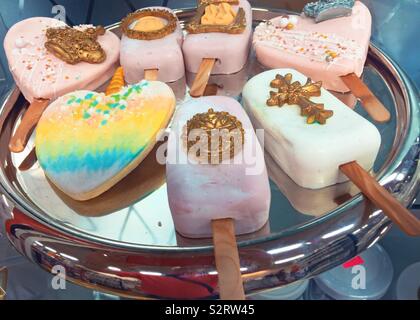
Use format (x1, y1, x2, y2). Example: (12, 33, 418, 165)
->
(184, 108, 245, 163)
(267, 73, 334, 124)
(121, 9, 177, 40)
(186, 2, 246, 34)
(45, 26, 106, 64)
(105, 67, 125, 96)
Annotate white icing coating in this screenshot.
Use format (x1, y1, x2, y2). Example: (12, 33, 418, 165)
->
(242, 68, 381, 189)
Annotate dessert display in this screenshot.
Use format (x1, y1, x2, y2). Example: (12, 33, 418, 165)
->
(120, 7, 185, 83)
(4, 17, 120, 152)
(183, 0, 253, 97)
(242, 68, 381, 189)
(35, 78, 176, 201)
(253, 1, 370, 93)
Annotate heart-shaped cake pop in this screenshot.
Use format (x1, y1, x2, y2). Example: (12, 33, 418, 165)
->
(253, 1, 371, 92)
(35, 80, 176, 201)
(3, 17, 120, 103)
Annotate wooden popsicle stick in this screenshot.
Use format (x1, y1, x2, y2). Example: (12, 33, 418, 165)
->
(9, 98, 50, 153)
(144, 69, 159, 81)
(212, 218, 245, 300)
(340, 161, 420, 236)
(341, 73, 391, 123)
(0, 267, 7, 300)
(190, 58, 216, 98)
(203, 83, 219, 97)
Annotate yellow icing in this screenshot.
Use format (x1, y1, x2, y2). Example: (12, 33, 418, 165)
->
(133, 16, 166, 32)
(36, 95, 175, 159)
(201, 3, 236, 26)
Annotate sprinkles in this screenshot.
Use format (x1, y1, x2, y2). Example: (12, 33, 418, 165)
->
(67, 82, 148, 126)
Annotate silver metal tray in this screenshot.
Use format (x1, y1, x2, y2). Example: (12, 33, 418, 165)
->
(0, 7, 418, 299)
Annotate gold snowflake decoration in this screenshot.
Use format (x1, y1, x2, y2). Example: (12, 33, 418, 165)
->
(266, 73, 333, 124)
(184, 108, 244, 163)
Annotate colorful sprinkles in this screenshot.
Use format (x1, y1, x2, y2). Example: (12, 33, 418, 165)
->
(254, 21, 364, 64)
(67, 82, 148, 126)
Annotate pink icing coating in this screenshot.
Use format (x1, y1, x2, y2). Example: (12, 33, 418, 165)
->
(120, 7, 185, 83)
(253, 1, 371, 92)
(4, 17, 120, 102)
(166, 96, 271, 238)
(182, 0, 253, 75)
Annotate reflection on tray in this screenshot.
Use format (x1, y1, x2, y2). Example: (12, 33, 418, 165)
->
(266, 152, 361, 217)
(186, 56, 251, 98)
(167, 76, 187, 103)
(50, 142, 166, 217)
(331, 91, 358, 109)
(176, 221, 271, 247)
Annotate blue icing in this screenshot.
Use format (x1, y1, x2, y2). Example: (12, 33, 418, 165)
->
(303, 0, 355, 22)
(40, 146, 146, 175)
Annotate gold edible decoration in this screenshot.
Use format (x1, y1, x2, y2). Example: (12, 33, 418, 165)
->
(300, 100, 334, 125)
(121, 9, 177, 40)
(267, 73, 334, 124)
(184, 108, 245, 163)
(105, 67, 125, 96)
(201, 3, 236, 26)
(186, 2, 246, 34)
(133, 16, 166, 32)
(45, 26, 106, 64)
